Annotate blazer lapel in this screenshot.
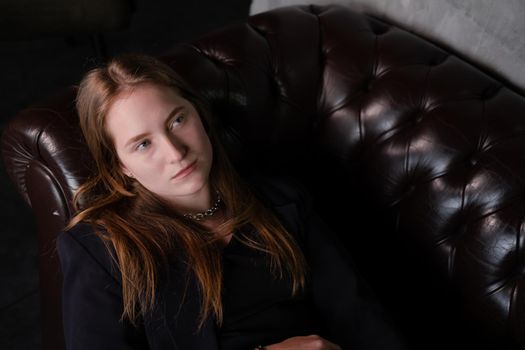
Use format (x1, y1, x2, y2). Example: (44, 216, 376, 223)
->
(144, 260, 219, 350)
(270, 201, 302, 238)
(248, 175, 304, 240)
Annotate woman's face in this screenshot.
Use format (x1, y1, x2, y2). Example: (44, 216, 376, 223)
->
(105, 83, 213, 207)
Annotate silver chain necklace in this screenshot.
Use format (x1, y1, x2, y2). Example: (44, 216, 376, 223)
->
(183, 191, 222, 221)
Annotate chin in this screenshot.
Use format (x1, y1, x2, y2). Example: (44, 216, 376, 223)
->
(176, 177, 209, 195)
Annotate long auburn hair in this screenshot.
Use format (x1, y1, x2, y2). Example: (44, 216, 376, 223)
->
(67, 54, 307, 329)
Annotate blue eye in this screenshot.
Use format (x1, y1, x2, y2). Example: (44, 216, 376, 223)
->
(136, 140, 151, 151)
(170, 115, 185, 129)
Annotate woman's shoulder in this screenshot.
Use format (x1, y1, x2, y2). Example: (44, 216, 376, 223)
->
(59, 222, 107, 251)
(57, 222, 120, 279)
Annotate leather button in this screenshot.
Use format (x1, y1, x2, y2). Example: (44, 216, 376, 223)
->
(429, 54, 448, 66)
(480, 85, 501, 100)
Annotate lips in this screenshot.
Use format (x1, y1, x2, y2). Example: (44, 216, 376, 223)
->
(172, 160, 197, 179)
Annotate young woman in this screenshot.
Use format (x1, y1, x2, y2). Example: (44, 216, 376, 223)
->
(58, 54, 406, 350)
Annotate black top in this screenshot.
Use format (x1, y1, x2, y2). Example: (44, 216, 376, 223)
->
(219, 228, 321, 350)
(58, 176, 408, 350)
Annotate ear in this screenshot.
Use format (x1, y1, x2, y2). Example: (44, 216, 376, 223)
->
(120, 164, 133, 178)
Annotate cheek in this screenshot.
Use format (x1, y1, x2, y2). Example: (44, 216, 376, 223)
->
(121, 154, 164, 179)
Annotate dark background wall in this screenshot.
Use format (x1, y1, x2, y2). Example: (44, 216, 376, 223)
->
(0, 1, 251, 349)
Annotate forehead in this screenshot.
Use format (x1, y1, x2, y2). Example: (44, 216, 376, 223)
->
(111, 83, 184, 112)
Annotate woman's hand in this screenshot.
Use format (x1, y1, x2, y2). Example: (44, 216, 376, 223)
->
(263, 334, 342, 350)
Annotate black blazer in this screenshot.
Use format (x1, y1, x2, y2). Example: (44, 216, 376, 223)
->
(57, 176, 407, 350)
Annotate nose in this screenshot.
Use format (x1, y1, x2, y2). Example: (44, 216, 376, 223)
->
(161, 134, 187, 163)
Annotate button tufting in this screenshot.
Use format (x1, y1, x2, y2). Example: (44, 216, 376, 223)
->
(365, 79, 375, 91)
(406, 184, 416, 194)
(480, 85, 501, 100)
(410, 106, 426, 124)
(368, 20, 390, 36)
(455, 224, 468, 237)
(467, 151, 481, 166)
(428, 54, 448, 66)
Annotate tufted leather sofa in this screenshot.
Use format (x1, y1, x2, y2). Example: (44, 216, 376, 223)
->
(3, 4, 525, 350)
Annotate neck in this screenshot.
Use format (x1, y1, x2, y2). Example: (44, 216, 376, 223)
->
(166, 183, 213, 215)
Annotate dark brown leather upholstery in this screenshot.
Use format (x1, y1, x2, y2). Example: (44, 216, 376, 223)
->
(3, 4, 525, 350)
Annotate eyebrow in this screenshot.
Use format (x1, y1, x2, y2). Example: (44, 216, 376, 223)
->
(124, 105, 185, 148)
